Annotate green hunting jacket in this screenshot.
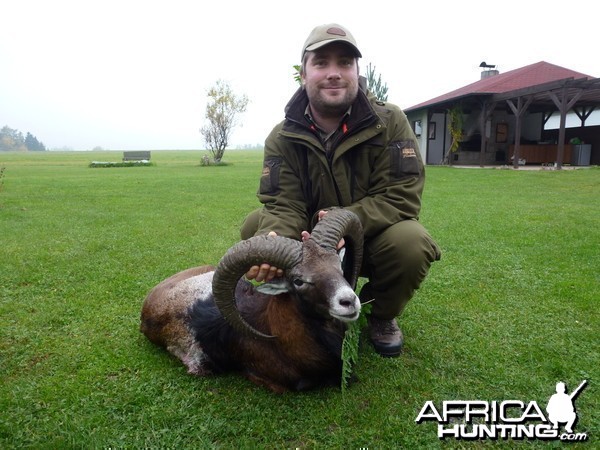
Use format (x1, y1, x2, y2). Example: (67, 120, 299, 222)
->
(254, 78, 425, 240)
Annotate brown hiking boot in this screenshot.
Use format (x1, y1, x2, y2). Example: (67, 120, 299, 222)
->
(367, 316, 404, 357)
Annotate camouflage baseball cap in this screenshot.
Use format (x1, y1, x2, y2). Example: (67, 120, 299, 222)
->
(301, 23, 362, 61)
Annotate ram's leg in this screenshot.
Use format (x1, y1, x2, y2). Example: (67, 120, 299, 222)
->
(244, 370, 288, 394)
(167, 340, 212, 376)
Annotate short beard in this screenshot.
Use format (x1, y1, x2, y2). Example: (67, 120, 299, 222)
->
(307, 86, 358, 119)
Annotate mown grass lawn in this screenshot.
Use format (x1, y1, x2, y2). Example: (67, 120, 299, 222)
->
(1, 150, 598, 448)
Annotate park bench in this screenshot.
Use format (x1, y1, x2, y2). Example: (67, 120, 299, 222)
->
(122, 151, 151, 162)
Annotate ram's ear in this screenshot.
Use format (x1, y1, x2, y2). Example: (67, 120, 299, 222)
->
(338, 247, 346, 262)
(255, 279, 291, 295)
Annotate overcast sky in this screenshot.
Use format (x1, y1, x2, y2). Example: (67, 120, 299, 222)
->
(2, 0, 599, 151)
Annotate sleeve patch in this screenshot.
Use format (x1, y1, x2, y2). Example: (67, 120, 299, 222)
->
(259, 157, 282, 195)
(389, 140, 422, 179)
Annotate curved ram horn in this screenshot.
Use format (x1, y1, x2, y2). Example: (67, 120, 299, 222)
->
(212, 235, 303, 339)
(309, 209, 364, 289)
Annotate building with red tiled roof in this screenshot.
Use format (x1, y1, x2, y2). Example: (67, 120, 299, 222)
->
(404, 61, 600, 167)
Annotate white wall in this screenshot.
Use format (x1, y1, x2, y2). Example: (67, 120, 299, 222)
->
(545, 110, 600, 129)
(406, 110, 428, 161)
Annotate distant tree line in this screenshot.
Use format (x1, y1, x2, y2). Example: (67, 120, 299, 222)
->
(0, 126, 47, 151)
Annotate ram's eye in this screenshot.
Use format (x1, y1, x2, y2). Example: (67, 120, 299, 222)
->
(293, 279, 304, 287)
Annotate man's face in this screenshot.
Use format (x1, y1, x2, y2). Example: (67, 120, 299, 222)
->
(301, 42, 359, 118)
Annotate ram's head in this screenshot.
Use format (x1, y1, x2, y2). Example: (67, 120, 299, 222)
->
(212, 209, 364, 338)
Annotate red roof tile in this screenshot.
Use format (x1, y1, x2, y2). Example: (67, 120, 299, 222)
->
(406, 61, 593, 111)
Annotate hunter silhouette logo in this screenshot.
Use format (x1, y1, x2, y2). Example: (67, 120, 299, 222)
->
(546, 380, 587, 434)
(415, 380, 589, 442)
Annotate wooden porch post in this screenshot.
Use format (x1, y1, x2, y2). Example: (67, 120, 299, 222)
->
(478, 100, 496, 167)
(506, 96, 533, 169)
(548, 87, 583, 169)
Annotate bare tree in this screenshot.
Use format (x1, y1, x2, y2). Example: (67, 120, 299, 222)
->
(200, 80, 249, 164)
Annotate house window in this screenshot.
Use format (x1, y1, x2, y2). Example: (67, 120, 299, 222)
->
(413, 120, 422, 137)
(428, 122, 436, 140)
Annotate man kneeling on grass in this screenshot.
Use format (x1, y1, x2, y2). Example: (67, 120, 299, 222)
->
(241, 23, 441, 357)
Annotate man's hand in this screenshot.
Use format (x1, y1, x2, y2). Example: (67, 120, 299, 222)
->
(245, 232, 284, 282)
(245, 263, 283, 283)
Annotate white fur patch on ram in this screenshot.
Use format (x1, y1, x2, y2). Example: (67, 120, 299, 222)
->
(328, 284, 361, 322)
(172, 271, 215, 303)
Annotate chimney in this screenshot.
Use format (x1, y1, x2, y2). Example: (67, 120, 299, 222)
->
(481, 69, 499, 79)
(478, 62, 499, 79)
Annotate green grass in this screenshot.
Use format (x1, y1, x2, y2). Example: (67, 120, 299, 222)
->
(1, 150, 598, 448)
